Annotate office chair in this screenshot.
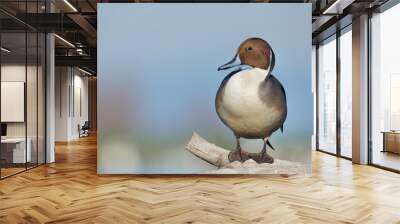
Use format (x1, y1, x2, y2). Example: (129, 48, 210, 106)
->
(79, 121, 90, 138)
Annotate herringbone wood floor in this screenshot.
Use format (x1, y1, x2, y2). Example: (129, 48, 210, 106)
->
(1, 135, 400, 224)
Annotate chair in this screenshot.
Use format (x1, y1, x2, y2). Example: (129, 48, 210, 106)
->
(79, 121, 90, 138)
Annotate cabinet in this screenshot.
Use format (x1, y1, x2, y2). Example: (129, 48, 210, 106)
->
(382, 132, 400, 154)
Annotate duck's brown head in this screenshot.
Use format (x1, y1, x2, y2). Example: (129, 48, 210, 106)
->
(218, 37, 275, 72)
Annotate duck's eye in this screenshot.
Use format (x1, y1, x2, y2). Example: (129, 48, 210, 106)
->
(247, 46, 253, 51)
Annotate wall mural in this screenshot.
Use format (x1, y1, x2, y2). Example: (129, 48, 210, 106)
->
(98, 3, 312, 175)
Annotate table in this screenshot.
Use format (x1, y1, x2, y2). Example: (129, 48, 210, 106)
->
(1, 138, 31, 163)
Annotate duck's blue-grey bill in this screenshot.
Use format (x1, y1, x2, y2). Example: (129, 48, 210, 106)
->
(218, 53, 241, 71)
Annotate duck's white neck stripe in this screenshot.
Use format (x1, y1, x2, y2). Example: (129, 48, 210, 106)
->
(239, 65, 271, 75)
(253, 67, 271, 78)
(265, 66, 271, 75)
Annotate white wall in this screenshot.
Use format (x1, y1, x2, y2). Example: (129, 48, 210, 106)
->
(72, 73, 89, 138)
(1, 65, 27, 141)
(1, 65, 39, 138)
(55, 67, 89, 141)
(1, 63, 46, 164)
(55, 67, 70, 141)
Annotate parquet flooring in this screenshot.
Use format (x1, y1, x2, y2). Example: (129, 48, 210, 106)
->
(1, 134, 400, 223)
(0, 167, 26, 178)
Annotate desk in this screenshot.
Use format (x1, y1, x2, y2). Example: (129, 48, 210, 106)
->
(1, 138, 31, 163)
(382, 131, 400, 154)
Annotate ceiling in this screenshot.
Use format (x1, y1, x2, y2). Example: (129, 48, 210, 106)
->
(0, 0, 392, 75)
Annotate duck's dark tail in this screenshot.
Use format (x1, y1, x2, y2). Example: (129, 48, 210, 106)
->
(267, 140, 275, 150)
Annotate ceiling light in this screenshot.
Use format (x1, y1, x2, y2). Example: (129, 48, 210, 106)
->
(78, 67, 93, 76)
(63, 0, 78, 12)
(54, 34, 75, 48)
(1, 47, 11, 53)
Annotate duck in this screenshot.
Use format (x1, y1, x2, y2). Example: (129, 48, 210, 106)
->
(215, 37, 287, 164)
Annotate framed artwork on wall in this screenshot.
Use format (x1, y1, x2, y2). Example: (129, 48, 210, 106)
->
(98, 3, 312, 175)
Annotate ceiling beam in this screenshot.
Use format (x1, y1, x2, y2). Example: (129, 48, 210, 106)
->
(55, 55, 96, 70)
(67, 13, 97, 39)
(322, 0, 355, 14)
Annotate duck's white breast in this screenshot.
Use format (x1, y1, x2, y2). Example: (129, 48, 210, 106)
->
(217, 68, 282, 137)
(222, 68, 268, 116)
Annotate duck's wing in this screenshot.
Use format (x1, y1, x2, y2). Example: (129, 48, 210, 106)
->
(266, 74, 287, 134)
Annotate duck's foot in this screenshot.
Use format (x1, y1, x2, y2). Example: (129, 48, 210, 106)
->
(228, 150, 249, 163)
(248, 152, 274, 164)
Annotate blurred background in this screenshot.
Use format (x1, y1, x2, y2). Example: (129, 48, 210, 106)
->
(97, 4, 312, 174)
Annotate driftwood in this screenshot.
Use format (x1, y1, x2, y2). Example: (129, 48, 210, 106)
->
(185, 132, 231, 167)
(185, 132, 307, 175)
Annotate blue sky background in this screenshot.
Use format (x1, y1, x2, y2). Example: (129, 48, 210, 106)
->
(98, 3, 312, 174)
